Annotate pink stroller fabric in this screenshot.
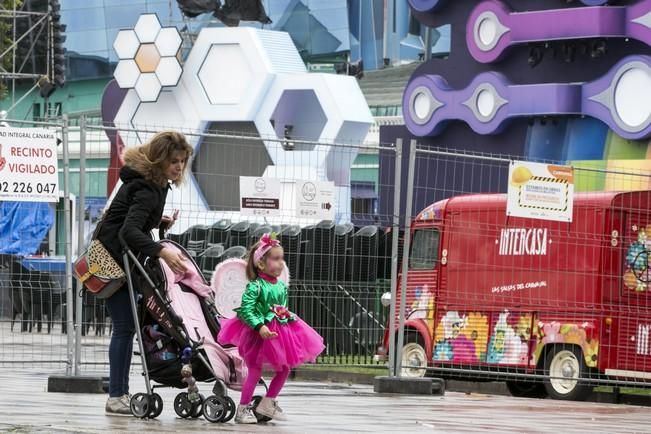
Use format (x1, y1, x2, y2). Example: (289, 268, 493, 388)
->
(158, 242, 247, 390)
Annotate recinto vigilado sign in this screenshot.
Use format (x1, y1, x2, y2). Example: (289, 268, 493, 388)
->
(0, 127, 59, 203)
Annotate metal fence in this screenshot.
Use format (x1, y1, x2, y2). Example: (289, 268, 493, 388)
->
(6, 117, 651, 401)
(0, 117, 75, 372)
(0, 117, 400, 374)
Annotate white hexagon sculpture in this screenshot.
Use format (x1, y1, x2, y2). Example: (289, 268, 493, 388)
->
(255, 73, 373, 222)
(156, 57, 183, 87)
(109, 19, 373, 228)
(113, 30, 139, 59)
(113, 59, 140, 88)
(134, 14, 161, 43)
(113, 14, 182, 103)
(180, 27, 306, 121)
(155, 27, 183, 57)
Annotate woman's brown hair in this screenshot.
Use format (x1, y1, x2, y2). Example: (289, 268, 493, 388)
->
(122, 131, 193, 186)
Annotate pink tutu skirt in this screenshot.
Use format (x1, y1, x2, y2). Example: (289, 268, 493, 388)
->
(218, 316, 325, 370)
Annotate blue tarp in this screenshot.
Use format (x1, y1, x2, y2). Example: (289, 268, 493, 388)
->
(0, 201, 54, 256)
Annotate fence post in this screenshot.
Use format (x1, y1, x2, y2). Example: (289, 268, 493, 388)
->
(387, 139, 402, 377)
(61, 114, 75, 376)
(74, 115, 86, 376)
(395, 139, 416, 377)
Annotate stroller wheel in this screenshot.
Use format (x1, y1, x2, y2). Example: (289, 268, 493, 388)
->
(173, 392, 193, 418)
(130, 393, 151, 419)
(148, 393, 163, 419)
(202, 395, 227, 423)
(190, 394, 205, 418)
(221, 396, 236, 423)
(252, 395, 272, 423)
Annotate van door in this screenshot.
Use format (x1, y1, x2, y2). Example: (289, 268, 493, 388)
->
(404, 226, 440, 338)
(613, 212, 651, 374)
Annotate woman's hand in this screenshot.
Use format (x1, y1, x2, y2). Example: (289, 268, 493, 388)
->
(160, 209, 179, 230)
(159, 247, 188, 274)
(259, 325, 278, 340)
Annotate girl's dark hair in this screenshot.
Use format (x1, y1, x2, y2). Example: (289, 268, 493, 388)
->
(245, 241, 261, 281)
(245, 240, 284, 281)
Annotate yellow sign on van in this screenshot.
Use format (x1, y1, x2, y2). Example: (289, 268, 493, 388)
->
(506, 161, 574, 223)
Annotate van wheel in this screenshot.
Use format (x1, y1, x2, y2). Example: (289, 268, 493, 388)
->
(505, 381, 547, 399)
(401, 334, 428, 378)
(543, 345, 591, 401)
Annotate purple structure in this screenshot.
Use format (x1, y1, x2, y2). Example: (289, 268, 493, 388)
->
(404, 72, 581, 136)
(583, 55, 651, 140)
(404, 55, 651, 139)
(380, 1, 651, 228)
(410, 0, 609, 14)
(408, 0, 445, 13)
(467, 0, 651, 63)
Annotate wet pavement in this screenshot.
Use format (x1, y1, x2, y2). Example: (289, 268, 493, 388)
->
(1, 370, 651, 433)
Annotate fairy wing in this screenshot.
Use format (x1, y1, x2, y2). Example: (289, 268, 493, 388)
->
(279, 261, 290, 286)
(210, 259, 291, 319)
(211, 258, 249, 319)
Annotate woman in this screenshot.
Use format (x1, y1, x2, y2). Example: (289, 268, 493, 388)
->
(97, 131, 192, 415)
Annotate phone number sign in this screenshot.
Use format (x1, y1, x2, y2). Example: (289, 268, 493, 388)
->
(0, 127, 59, 203)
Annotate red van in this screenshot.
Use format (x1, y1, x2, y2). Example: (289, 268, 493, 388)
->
(378, 191, 651, 400)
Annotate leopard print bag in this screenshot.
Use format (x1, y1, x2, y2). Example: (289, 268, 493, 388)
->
(73, 239, 126, 299)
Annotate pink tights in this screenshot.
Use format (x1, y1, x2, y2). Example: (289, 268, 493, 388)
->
(239, 365, 290, 405)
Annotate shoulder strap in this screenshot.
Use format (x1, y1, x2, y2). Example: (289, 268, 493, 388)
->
(91, 217, 104, 240)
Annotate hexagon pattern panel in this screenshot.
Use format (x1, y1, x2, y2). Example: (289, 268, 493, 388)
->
(109, 14, 373, 226)
(113, 14, 183, 103)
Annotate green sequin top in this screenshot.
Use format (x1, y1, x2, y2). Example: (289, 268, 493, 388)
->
(235, 277, 294, 330)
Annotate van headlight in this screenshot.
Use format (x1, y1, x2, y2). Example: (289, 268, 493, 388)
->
(380, 291, 392, 307)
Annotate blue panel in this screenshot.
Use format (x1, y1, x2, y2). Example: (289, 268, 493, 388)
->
(62, 0, 104, 10)
(524, 120, 568, 162)
(61, 7, 106, 32)
(105, 5, 147, 28)
(359, 0, 383, 70)
(0, 202, 54, 256)
(66, 29, 109, 56)
(563, 117, 608, 161)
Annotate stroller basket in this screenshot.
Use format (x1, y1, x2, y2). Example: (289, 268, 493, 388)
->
(142, 325, 214, 388)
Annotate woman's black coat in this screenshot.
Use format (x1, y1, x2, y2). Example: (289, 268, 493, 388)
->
(96, 166, 169, 264)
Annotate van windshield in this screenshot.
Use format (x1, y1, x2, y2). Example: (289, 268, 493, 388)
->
(410, 228, 440, 269)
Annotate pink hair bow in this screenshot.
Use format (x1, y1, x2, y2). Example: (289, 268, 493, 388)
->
(253, 232, 280, 264)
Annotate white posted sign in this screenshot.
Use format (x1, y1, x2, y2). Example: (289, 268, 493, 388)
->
(0, 127, 59, 203)
(296, 180, 335, 220)
(239, 176, 281, 216)
(507, 161, 574, 222)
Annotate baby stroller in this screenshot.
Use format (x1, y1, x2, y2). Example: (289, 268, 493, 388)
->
(120, 237, 266, 422)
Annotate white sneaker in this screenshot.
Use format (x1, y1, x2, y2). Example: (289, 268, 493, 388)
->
(105, 396, 131, 416)
(119, 394, 132, 407)
(234, 404, 258, 424)
(255, 397, 286, 421)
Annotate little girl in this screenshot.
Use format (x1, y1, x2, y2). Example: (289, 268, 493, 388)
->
(218, 233, 324, 423)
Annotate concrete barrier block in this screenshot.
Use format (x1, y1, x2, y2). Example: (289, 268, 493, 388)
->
(47, 375, 106, 394)
(373, 376, 445, 396)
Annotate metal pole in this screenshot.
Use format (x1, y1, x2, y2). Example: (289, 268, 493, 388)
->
(387, 139, 402, 377)
(61, 114, 74, 376)
(5, 82, 39, 115)
(11, 0, 16, 107)
(395, 139, 417, 377)
(424, 26, 433, 62)
(74, 115, 87, 376)
(123, 249, 153, 396)
(382, 0, 389, 65)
